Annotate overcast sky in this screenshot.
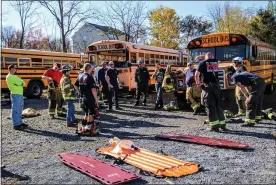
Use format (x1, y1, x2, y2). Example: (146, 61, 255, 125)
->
(2, 1, 269, 39)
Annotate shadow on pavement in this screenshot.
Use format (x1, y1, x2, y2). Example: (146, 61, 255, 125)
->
(222, 129, 276, 140)
(22, 127, 93, 142)
(1, 168, 30, 181)
(100, 114, 181, 129)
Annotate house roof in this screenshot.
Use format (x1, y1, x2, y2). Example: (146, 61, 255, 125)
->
(72, 22, 125, 38)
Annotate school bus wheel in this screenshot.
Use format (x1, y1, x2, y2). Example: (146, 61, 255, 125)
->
(25, 80, 44, 99)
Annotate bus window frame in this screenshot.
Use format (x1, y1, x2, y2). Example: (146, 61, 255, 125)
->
(31, 58, 43, 68)
(18, 58, 31, 68)
(43, 58, 54, 68)
(4, 56, 18, 66)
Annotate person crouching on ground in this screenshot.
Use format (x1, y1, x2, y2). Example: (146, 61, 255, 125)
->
(60, 65, 79, 127)
(186, 76, 203, 115)
(6, 64, 28, 130)
(74, 63, 99, 135)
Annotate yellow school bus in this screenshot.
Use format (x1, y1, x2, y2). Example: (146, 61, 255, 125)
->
(186, 33, 276, 93)
(86, 40, 188, 91)
(1, 48, 88, 98)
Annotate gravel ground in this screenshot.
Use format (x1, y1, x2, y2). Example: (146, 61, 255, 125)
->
(1, 90, 276, 184)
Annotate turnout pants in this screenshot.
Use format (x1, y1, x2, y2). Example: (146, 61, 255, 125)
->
(136, 83, 148, 104)
(47, 86, 63, 116)
(108, 86, 119, 109)
(235, 86, 246, 115)
(201, 83, 225, 128)
(155, 83, 163, 108)
(246, 78, 266, 123)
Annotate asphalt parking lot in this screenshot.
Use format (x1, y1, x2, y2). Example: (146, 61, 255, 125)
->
(1, 89, 275, 184)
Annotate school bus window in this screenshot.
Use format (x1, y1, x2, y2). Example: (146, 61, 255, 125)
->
(70, 60, 76, 68)
(5, 57, 17, 64)
(156, 55, 160, 60)
(138, 53, 144, 61)
(130, 52, 136, 63)
(145, 54, 149, 64)
(1, 57, 4, 67)
(173, 56, 176, 64)
(19, 58, 30, 67)
(43, 59, 53, 68)
(176, 57, 179, 65)
(32, 58, 42, 68)
(62, 60, 69, 65)
(150, 58, 155, 64)
(54, 60, 61, 64)
(160, 55, 164, 64)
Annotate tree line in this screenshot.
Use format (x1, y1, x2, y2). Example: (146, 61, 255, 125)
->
(2, 0, 276, 52)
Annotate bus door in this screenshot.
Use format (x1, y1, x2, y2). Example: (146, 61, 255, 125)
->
(118, 67, 131, 90)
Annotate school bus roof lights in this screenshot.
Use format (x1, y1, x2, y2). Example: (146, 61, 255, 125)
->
(115, 44, 124, 49)
(88, 46, 97, 51)
(231, 37, 237, 43)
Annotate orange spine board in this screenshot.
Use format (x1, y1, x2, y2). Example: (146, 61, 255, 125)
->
(96, 147, 199, 177)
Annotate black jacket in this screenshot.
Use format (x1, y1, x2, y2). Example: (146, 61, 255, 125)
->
(135, 67, 150, 85)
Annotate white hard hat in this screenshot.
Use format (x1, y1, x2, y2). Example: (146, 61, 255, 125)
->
(232, 57, 243, 63)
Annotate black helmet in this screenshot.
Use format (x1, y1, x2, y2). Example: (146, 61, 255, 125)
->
(61, 65, 73, 72)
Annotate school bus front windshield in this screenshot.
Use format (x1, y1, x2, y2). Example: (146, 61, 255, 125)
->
(189, 45, 249, 62)
(91, 51, 128, 68)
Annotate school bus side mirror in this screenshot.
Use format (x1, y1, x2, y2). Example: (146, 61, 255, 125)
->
(252, 45, 258, 58)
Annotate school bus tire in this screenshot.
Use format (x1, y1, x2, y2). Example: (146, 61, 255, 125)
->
(266, 74, 274, 94)
(25, 80, 44, 99)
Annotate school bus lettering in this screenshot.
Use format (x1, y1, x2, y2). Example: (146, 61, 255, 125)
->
(98, 45, 108, 50)
(202, 34, 230, 47)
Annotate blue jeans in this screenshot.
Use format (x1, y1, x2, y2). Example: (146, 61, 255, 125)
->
(11, 94, 24, 126)
(66, 100, 75, 123)
(155, 83, 163, 107)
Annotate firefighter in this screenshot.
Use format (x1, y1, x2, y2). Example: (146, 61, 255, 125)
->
(195, 52, 226, 131)
(162, 65, 175, 93)
(74, 63, 99, 135)
(60, 65, 79, 127)
(174, 68, 186, 109)
(42, 62, 65, 119)
(98, 61, 109, 104)
(152, 62, 165, 110)
(134, 60, 150, 106)
(231, 71, 266, 126)
(186, 76, 202, 115)
(232, 57, 247, 117)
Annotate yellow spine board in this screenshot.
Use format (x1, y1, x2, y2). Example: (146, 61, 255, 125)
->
(96, 147, 199, 177)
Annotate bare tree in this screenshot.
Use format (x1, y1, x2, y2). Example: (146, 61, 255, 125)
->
(10, 0, 39, 49)
(1, 26, 21, 48)
(40, 0, 93, 52)
(97, 1, 148, 43)
(206, 2, 257, 34)
(206, 3, 223, 30)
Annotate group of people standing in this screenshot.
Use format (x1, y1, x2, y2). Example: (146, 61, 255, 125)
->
(133, 52, 267, 132)
(6, 52, 266, 133)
